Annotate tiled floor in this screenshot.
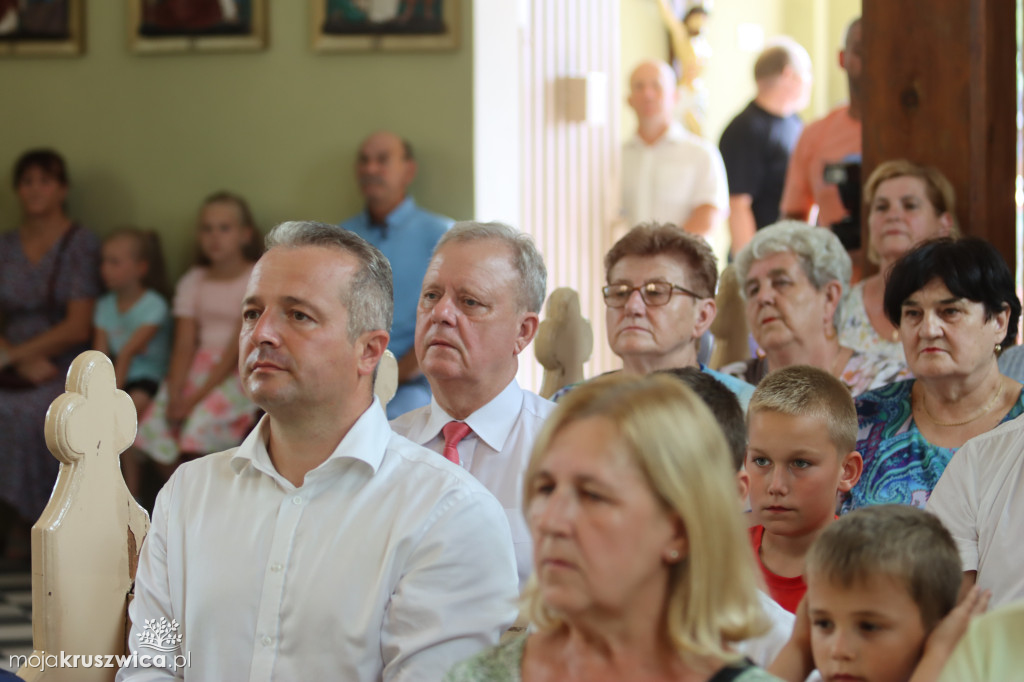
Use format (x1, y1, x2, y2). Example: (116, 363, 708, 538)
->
(0, 564, 33, 673)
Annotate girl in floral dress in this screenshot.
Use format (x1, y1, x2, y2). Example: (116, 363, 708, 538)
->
(135, 192, 261, 470)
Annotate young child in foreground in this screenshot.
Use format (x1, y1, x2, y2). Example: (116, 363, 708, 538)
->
(770, 505, 989, 682)
(745, 365, 862, 612)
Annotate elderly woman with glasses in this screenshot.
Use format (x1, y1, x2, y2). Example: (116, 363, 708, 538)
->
(446, 373, 780, 681)
(595, 222, 754, 407)
(844, 237, 1023, 512)
(723, 221, 908, 396)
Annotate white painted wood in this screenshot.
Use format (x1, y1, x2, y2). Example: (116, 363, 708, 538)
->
(18, 351, 150, 682)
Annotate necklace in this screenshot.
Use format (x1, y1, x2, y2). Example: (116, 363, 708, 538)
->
(920, 379, 1005, 427)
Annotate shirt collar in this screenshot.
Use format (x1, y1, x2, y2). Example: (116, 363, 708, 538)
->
(364, 196, 417, 229)
(230, 397, 392, 487)
(420, 379, 523, 452)
(627, 121, 689, 148)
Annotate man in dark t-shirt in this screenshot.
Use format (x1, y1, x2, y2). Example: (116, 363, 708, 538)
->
(720, 38, 811, 256)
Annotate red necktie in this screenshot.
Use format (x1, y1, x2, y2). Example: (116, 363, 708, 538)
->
(441, 421, 472, 466)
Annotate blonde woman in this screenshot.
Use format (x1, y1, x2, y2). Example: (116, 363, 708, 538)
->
(837, 159, 956, 361)
(446, 374, 780, 682)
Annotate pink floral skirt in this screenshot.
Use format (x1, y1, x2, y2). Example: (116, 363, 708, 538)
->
(135, 348, 256, 465)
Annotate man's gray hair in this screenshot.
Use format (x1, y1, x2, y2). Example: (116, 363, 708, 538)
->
(265, 221, 393, 340)
(735, 221, 851, 324)
(434, 221, 547, 313)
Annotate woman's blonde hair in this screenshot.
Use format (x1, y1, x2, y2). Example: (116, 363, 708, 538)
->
(521, 373, 767, 662)
(863, 159, 959, 264)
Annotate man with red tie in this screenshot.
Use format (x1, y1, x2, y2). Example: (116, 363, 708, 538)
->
(390, 221, 555, 590)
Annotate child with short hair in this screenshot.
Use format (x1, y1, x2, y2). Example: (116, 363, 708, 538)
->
(771, 505, 988, 682)
(746, 365, 862, 613)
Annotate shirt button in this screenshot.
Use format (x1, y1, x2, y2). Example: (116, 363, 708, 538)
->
(270, 563, 283, 573)
(292, 496, 303, 505)
(262, 636, 273, 647)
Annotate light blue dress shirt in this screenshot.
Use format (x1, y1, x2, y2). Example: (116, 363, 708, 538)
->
(340, 197, 453, 418)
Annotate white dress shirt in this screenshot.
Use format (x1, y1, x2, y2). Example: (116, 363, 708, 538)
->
(118, 398, 519, 682)
(391, 379, 556, 590)
(621, 121, 731, 261)
(621, 121, 729, 227)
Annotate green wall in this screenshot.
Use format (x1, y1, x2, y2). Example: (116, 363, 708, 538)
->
(0, 1, 474, 277)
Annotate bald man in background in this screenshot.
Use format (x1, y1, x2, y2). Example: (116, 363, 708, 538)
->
(340, 131, 453, 419)
(621, 59, 729, 242)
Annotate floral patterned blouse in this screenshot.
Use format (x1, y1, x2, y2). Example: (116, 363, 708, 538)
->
(837, 282, 906, 363)
(720, 350, 910, 397)
(444, 634, 784, 682)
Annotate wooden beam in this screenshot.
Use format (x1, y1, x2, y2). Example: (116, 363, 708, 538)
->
(861, 0, 1016, 269)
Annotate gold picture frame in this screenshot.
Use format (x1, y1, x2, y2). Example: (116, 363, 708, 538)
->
(0, 0, 85, 57)
(129, 0, 267, 54)
(312, 0, 458, 53)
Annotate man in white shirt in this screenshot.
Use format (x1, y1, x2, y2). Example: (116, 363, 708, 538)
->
(119, 221, 518, 681)
(390, 222, 555, 590)
(621, 59, 729, 244)
(927, 416, 1024, 609)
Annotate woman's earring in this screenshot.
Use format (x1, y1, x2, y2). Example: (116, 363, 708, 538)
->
(667, 549, 680, 561)
(996, 343, 1003, 355)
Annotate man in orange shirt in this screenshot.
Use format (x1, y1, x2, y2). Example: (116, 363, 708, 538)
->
(779, 17, 862, 228)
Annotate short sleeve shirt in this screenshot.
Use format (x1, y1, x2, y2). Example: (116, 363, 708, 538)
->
(93, 289, 172, 383)
(779, 105, 861, 226)
(719, 101, 803, 229)
(173, 265, 253, 351)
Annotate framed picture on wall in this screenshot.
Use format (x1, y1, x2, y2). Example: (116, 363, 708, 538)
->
(0, 0, 84, 57)
(130, 0, 267, 53)
(312, 0, 459, 52)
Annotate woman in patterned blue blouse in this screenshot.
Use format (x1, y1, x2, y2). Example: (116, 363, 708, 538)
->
(845, 237, 1022, 512)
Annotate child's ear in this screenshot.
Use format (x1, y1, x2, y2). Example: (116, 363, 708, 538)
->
(837, 450, 863, 492)
(736, 469, 750, 502)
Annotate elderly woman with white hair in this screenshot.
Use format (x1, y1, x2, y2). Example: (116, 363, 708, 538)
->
(722, 221, 908, 395)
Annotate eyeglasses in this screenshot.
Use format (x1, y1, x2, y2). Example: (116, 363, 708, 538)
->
(602, 281, 705, 308)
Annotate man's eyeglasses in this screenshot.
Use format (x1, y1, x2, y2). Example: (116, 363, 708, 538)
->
(601, 281, 705, 308)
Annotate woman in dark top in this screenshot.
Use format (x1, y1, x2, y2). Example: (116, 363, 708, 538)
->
(0, 149, 100, 554)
